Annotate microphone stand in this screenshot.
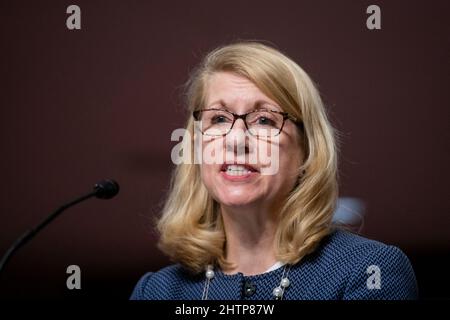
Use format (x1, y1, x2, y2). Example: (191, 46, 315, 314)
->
(0, 179, 119, 277)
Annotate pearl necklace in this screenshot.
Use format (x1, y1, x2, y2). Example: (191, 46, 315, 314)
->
(201, 264, 291, 300)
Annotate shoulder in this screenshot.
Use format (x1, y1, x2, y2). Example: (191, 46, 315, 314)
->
(319, 228, 401, 258)
(130, 264, 198, 300)
(308, 228, 418, 299)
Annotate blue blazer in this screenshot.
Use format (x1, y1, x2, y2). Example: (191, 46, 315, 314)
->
(130, 229, 418, 300)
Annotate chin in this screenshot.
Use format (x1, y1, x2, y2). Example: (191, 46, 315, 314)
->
(216, 193, 259, 208)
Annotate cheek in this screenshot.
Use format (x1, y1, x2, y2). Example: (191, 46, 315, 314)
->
(256, 136, 302, 176)
(200, 164, 214, 186)
(281, 140, 301, 166)
(275, 141, 303, 186)
(199, 139, 223, 188)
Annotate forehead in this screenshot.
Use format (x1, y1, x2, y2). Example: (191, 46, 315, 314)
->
(205, 72, 279, 109)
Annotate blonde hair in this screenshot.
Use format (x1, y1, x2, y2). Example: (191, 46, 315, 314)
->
(157, 41, 339, 274)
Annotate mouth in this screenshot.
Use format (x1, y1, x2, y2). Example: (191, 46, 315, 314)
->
(220, 163, 259, 176)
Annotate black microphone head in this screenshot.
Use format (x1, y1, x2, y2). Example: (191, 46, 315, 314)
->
(94, 179, 120, 199)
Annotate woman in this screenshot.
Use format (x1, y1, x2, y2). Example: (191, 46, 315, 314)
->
(131, 41, 418, 300)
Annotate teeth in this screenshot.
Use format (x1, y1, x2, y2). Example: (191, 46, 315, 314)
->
(225, 165, 251, 176)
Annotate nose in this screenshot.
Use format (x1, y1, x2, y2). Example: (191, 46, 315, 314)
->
(232, 117, 247, 131)
(226, 118, 249, 155)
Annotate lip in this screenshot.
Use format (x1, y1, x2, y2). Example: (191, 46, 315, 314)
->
(220, 162, 259, 172)
(219, 162, 259, 182)
(220, 170, 259, 182)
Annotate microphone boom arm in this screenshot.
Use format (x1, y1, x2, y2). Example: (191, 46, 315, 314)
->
(0, 179, 119, 277)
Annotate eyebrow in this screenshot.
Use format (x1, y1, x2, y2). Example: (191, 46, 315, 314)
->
(206, 99, 281, 111)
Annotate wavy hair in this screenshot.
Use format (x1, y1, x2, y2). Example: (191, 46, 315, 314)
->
(157, 41, 340, 274)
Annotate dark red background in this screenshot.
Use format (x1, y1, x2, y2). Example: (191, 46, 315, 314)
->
(0, 0, 448, 299)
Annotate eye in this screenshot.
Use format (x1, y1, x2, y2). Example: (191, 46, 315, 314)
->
(256, 116, 276, 126)
(211, 115, 230, 124)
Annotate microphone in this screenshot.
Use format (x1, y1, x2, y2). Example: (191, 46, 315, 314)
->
(93, 179, 120, 199)
(0, 179, 120, 276)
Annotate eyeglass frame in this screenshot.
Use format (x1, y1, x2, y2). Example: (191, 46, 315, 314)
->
(192, 108, 303, 137)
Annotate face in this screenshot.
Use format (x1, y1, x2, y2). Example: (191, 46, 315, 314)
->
(199, 72, 303, 211)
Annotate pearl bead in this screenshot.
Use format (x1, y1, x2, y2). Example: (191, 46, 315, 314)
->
(202, 264, 291, 300)
(205, 269, 215, 279)
(281, 277, 290, 288)
(273, 286, 283, 297)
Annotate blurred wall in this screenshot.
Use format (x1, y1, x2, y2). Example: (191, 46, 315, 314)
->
(0, 0, 448, 299)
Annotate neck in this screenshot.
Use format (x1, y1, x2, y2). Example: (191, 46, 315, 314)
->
(220, 203, 279, 276)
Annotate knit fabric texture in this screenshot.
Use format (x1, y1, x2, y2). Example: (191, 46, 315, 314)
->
(130, 229, 418, 300)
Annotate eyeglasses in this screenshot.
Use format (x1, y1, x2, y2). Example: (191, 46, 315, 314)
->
(192, 108, 302, 137)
